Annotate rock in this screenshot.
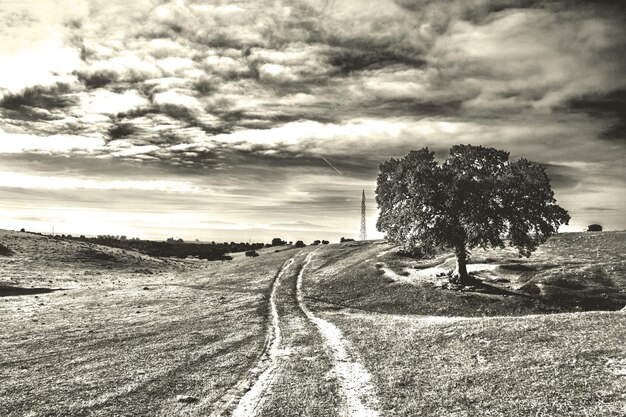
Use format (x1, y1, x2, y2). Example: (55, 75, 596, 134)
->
(176, 395, 199, 404)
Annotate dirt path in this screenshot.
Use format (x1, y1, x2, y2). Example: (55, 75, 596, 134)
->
(219, 257, 295, 417)
(296, 253, 380, 417)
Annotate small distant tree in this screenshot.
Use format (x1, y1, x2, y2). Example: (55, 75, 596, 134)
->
(376, 145, 570, 285)
(294, 240, 306, 248)
(587, 224, 602, 232)
(271, 237, 286, 246)
(322, 240, 329, 245)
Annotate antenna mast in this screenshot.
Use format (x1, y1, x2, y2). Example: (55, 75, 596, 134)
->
(360, 190, 367, 241)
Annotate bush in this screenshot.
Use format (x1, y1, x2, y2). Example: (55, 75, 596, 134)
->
(322, 240, 329, 244)
(0, 243, 13, 256)
(245, 250, 259, 257)
(295, 240, 306, 248)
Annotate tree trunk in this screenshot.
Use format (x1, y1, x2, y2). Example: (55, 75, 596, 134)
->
(451, 245, 472, 286)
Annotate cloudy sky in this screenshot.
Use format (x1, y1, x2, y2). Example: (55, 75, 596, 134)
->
(1, 0, 624, 242)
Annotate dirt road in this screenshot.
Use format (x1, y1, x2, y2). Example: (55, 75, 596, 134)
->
(227, 251, 380, 417)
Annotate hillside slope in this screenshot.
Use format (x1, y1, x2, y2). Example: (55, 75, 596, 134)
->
(305, 232, 626, 316)
(0, 229, 295, 416)
(1, 231, 624, 416)
(297, 233, 626, 416)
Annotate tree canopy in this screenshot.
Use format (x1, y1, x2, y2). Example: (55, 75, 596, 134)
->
(376, 145, 570, 285)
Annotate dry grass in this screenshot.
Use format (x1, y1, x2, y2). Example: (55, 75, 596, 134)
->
(297, 233, 626, 416)
(0, 230, 294, 416)
(258, 253, 341, 416)
(2, 230, 625, 416)
(304, 242, 559, 317)
(324, 310, 626, 416)
(305, 232, 626, 317)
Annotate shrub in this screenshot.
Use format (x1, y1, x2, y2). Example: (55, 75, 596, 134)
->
(295, 240, 306, 248)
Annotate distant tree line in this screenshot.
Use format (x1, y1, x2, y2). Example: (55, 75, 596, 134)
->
(22, 230, 342, 260)
(64, 235, 265, 260)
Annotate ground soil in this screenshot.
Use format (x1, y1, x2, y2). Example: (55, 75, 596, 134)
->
(1, 230, 624, 416)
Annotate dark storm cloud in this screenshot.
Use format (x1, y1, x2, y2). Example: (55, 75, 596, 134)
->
(2, 0, 626, 235)
(582, 207, 618, 212)
(564, 90, 626, 142)
(0, 83, 77, 111)
(326, 45, 426, 75)
(541, 163, 582, 190)
(76, 69, 120, 88)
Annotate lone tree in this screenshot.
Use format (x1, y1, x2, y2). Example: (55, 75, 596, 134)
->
(376, 145, 570, 285)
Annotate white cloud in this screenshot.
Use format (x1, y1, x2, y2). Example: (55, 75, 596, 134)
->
(153, 90, 201, 108)
(81, 89, 148, 115)
(88, 53, 160, 81)
(0, 129, 104, 154)
(258, 63, 298, 81)
(107, 140, 161, 157)
(204, 55, 248, 75)
(157, 57, 195, 75)
(148, 38, 189, 58)
(0, 33, 81, 93)
(203, 118, 428, 148)
(0, 171, 199, 193)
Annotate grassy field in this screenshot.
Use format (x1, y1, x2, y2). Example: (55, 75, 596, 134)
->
(1, 229, 624, 416)
(300, 232, 626, 416)
(323, 311, 626, 416)
(305, 232, 626, 317)
(0, 230, 294, 416)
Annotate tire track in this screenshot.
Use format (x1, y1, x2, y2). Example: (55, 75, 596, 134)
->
(296, 252, 380, 417)
(227, 257, 295, 417)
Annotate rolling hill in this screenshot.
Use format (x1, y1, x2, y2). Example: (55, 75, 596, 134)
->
(0, 230, 624, 416)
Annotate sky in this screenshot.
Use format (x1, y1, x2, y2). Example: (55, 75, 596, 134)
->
(1, 0, 625, 242)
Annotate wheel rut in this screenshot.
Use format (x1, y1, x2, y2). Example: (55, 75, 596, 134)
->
(226, 252, 379, 417)
(297, 252, 381, 417)
(210, 257, 295, 417)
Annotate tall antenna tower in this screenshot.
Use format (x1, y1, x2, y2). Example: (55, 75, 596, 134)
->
(360, 190, 367, 241)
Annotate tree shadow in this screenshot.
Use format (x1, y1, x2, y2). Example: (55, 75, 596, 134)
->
(0, 244, 14, 256)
